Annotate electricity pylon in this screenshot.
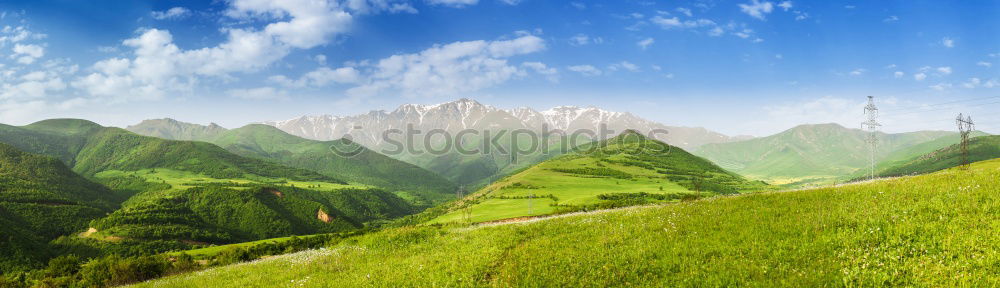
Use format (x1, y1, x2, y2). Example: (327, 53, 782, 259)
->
(862, 96, 881, 180)
(956, 113, 975, 170)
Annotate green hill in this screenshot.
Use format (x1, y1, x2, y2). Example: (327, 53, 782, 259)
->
(0, 119, 420, 263)
(693, 123, 955, 186)
(207, 124, 457, 206)
(136, 154, 1000, 287)
(426, 131, 770, 224)
(0, 143, 120, 272)
(872, 134, 1000, 177)
(127, 120, 458, 206)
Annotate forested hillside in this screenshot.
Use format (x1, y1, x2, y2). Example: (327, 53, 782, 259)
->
(0, 120, 425, 273)
(0, 143, 119, 272)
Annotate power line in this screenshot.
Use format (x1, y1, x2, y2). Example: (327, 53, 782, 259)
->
(881, 95, 1000, 112)
(880, 100, 1000, 118)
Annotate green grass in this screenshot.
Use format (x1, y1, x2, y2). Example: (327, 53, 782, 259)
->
(135, 158, 1000, 287)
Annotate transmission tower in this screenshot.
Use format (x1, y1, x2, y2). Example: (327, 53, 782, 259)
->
(862, 96, 881, 180)
(956, 113, 975, 170)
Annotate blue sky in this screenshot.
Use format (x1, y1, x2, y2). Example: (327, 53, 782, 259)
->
(0, 0, 996, 136)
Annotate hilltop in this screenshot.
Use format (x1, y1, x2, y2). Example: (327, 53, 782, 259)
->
(693, 123, 956, 186)
(425, 131, 770, 224)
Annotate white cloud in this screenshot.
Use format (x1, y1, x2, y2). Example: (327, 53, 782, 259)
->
(227, 87, 288, 100)
(676, 7, 693, 17)
(12, 43, 44, 64)
(708, 26, 724, 37)
(849, 68, 865, 76)
(739, 0, 774, 20)
(567, 65, 601, 76)
(941, 37, 954, 48)
(499, 0, 522, 5)
(777, 1, 792, 11)
(271, 67, 361, 88)
(929, 82, 952, 91)
(522, 62, 558, 82)
(620, 61, 639, 72)
(426, 0, 478, 7)
(75, 0, 354, 101)
(637, 37, 654, 50)
(977, 61, 992, 68)
(936, 66, 952, 75)
(914, 72, 927, 81)
(883, 15, 899, 22)
(151, 7, 191, 20)
(346, 0, 418, 14)
(569, 34, 601, 46)
(894, 71, 904, 78)
(650, 16, 715, 29)
(961, 78, 981, 89)
(344, 34, 546, 97)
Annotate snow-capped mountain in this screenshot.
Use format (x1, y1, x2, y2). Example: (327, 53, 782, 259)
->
(262, 98, 748, 150)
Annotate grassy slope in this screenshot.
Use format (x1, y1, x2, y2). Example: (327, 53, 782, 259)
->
(208, 124, 457, 205)
(694, 123, 955, 186)
(874, 134, 1000, 177)
(137, 158, 1000, 287)
(428, 132, 769, 224)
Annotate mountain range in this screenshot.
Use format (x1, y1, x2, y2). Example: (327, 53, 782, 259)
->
(257, 99, 752, 185)
(262, 98, 749, 150)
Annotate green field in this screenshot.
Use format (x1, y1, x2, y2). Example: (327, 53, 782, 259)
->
(134, 157, 1000, 287)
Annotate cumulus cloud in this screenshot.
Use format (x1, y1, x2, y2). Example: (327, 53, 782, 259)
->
(883, 15, 899, 22)
(978, 61, 993, 68)
(567, 65, 601, 76)
(522, 61, 558, 82)
(343, 33, 546, 97)
(75, 0, 354, 101)
(739, 0, 774, 20)
(151, 7, 191, 20)
(12, 43, 44, 64)
(849, 68, 865, 76)
(894, 71, 904, 78)
(914, 73, 927, 81)
(936, 66, 952, 75)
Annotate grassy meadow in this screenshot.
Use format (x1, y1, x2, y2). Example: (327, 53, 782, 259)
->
(135, 155, 1000, 287)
